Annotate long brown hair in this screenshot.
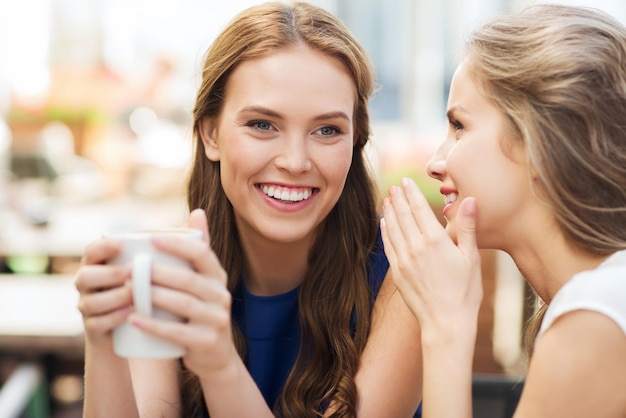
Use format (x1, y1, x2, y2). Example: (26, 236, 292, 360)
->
(183, 2, 378, 416)
(463, 5, 626, 352)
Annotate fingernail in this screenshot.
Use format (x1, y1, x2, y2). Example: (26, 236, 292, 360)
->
(383, 197, 390, 208)
(388, 186, 397, 196)
(151, 235, 168, 246)
(401, 177, 410, 187)
(380, 217, 386, 228)
(129, 314, 142, 327)
(464, 197, 476, 215)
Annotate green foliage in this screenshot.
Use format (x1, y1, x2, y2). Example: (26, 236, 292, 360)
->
(8, 106, 105, 124)
(377, 166, 441, 204)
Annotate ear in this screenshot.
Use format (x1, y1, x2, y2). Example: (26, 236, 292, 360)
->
(530, 164, 539, 181)
(198, 117, 220, 162)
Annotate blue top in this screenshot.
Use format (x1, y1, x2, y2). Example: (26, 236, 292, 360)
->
(203, 231, 421, 417)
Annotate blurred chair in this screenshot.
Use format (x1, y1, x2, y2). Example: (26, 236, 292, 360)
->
(38, 122, 87, 175)
(0, 362, 49, 418)
(1, 118, 12, 175)
(8, 120, 60, 182)
(472, 374, 524, 418)
(38, 121, 105, 203)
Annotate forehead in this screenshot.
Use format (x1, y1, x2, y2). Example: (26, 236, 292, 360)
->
(449, 62, 528, 158)
(447, 63, 506, 124)
(223, 44, 356, 114)
(448, 63, 485, 107)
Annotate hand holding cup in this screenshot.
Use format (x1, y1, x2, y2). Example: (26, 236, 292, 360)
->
(105, 227, 202, 359)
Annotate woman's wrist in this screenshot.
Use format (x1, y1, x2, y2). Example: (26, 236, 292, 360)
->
(420, 315, 478, 351)
(196, 346, 247, 389)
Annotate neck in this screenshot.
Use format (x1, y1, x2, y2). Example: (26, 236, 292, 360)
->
(240, 236, 311, 296)
(508, 236, 608, 303)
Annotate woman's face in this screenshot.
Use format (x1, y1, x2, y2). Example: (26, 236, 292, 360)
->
(426, 63, 538, 248)
(200, 44, 356, 247)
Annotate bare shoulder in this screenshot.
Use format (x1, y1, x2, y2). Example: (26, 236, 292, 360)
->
(515, 310, 626, 418)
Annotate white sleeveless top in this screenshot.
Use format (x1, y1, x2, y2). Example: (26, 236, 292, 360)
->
(537, 249, 626, 342)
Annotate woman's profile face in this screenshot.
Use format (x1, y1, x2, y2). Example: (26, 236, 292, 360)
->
(427, 63, 541, 249)
(199, 43, 356, 248)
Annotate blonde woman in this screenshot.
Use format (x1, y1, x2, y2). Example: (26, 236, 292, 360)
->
(382, 4, 626, 417)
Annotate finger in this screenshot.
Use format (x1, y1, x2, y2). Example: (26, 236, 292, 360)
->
(83, 307, 132, 336)
(82, 239, 123, 265)
(399, 177, 445, 237)
(382, 197, 425, 295)
(380, 200, 402, 268)
(150, 282, 231, 320)
(380, 216, 406, 293)
(187, 208, 210, 245)
(385, 186, 431, 279)
(78, 281, 133, 317)
(128, 304, 230, 347)
(75, 264, 131, 293)
(151, 236, 228, 286)
(387, 185, 423, 243)
(456, 197, 480, 261)
(150, 264, 229, 305)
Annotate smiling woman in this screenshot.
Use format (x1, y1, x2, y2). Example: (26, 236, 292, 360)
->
(74, 2, 423, 417)
(381, 4, 626, 418)
(198, 44, 356, 248)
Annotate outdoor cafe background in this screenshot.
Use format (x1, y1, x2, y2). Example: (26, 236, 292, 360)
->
(0, 0, 624, 416)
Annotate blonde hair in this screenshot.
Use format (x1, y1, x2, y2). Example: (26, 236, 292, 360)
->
(184, 2, 378, 416)
(464, 4, 626, 352)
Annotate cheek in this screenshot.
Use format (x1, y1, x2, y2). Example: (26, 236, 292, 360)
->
(221, 137, 266, 171)
(447, 139, 507, 193)
(217, 141, 262, 196)
(317, 143, 354, 189)
(446, 144, 483, 190)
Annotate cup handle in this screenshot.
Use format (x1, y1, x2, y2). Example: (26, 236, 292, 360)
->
(132, 253, 153, 317)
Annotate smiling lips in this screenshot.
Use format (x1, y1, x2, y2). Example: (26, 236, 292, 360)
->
(441, 191, 458, 218)
(259, 184, 316, 202)
(444, 193, 458, 205)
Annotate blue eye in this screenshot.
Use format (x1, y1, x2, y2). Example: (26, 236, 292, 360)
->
(317, 126, 341, 136)
(247, 120, 272, 131)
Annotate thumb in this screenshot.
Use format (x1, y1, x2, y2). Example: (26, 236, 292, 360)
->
(456, 197, 478, 258)
(186, 208, 210, 245)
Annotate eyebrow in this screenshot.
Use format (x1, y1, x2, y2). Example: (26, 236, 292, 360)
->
(446, 105, 469, 120)
(240, 106, 282, 119)
(313, 111, 351, 122)
(239, 106, 350, 122)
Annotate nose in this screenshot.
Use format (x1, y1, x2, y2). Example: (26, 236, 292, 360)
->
(426, 142, 448, 181)
(275, 134, 312, 174)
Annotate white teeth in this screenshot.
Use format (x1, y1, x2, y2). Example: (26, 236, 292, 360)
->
(260, 185, 313, 202)
(444, 193, 458, 205)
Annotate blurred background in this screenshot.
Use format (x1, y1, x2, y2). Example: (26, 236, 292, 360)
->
(0, 0, 624, 417)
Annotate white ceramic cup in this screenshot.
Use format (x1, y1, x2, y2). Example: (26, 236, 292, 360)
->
(106, 227, 202, 359)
